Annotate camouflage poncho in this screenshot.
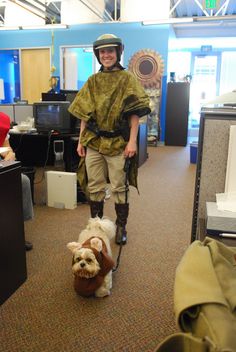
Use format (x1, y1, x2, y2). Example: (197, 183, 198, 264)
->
(69, 69, 150, 156)
(68, 69, 150, 192)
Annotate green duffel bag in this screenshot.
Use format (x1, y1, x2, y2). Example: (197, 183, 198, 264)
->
(155, 237, 236, 352)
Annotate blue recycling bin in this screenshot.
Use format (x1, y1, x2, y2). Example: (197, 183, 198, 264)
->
(190, 142, 198, 164)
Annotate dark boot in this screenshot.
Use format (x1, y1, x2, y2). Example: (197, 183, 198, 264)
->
(89, 200, 104, 218)
(115, 203, 129, 245)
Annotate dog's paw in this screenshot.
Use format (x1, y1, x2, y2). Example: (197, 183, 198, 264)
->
(95, 288, 111, 298)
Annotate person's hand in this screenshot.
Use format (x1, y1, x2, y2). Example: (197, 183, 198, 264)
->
(77, 143, 86, 157)
(124, 140, 136, 158)
(3, 150, 16, 161)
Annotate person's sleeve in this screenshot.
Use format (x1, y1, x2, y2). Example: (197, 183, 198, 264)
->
(122, 74, 151, 118)
(68, 79, 94, 122)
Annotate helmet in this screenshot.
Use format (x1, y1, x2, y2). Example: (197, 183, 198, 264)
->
(93, 34, 123, 64)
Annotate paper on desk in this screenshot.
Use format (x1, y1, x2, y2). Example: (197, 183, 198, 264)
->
(216, 192, 236, 212)
(0, 147, 10, 154)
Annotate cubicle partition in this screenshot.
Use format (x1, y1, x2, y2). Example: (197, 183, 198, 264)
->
(0, 104, 14, 122)
(0, 104, 33, 124)
(191, 106, 236, 242)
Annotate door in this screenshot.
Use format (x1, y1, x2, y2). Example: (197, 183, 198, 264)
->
(21, 48, 51, 104)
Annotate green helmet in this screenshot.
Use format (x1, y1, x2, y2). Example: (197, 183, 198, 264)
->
(93, 33, 123, 64)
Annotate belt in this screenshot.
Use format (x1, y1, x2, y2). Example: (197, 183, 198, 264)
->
(87, 125, 122, 138)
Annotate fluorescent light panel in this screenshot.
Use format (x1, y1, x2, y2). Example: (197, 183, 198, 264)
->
(21, 24, 68, 29)
(0, 26, 20, 30)
(143, 17, 194, 25)
(0, 24, 68, 30)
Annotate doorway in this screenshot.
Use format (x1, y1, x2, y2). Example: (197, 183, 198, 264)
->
(189, 53, 220, 138)
(61, 46, 95, 90)
(60, 45, 124, 90)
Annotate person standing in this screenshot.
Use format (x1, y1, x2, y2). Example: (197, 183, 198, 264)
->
(69, 34, 150, 245)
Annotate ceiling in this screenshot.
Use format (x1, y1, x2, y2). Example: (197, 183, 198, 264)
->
(170, 0, 236, 37)
(0, 0, 236, 37)
(171, 0, 236, 17)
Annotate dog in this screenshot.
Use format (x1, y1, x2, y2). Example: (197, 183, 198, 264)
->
(67, 217, 116, 298)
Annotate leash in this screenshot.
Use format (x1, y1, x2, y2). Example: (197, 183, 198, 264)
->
(112, 157, 131, 273)
(112, 240, 123, 272)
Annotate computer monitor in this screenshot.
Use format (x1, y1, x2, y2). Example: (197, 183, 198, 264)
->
(33, 101, 72, 133)
(60, 90, 78, 103)
(41, 92, 66, 102)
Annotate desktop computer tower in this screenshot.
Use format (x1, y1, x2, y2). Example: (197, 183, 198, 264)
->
(46, 171, 77, 209)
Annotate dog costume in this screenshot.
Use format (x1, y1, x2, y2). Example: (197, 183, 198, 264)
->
(73, 237, 115, 297)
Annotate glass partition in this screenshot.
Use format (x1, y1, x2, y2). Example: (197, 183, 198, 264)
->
(0, 49, 20, 103)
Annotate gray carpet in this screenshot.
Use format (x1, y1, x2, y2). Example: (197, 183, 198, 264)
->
(0, 145, 196, 352)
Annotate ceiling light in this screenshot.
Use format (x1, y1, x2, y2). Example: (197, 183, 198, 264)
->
(142, 17, 194, 25)
(193, 15, 236, 22)
(0, 26, 20, 30)
(21, 24, 68, 30)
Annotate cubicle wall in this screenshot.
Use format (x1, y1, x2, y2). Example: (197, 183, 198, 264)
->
(0, 104, 14, 122)
(0, 104, 33, 123)
(191, 107, 236, 241)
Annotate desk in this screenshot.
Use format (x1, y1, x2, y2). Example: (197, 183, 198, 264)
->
(9, 123, 148, 170)
(9, 132, 79, 171)
(197, 218, 236, 247)
(0, 161, 27, 305)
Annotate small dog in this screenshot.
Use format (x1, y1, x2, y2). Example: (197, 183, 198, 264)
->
(67, 217, 116, 298)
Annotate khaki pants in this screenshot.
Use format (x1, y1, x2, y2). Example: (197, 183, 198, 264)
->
(85, 147, 128, 203)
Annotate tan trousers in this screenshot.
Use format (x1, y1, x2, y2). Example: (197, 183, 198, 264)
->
(85, 147, 128, 203)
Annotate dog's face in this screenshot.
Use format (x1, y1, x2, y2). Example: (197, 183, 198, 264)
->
(67, 239, 103, 279)
(72, 247, 100, 279)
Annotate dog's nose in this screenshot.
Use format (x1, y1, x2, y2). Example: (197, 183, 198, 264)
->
(80, 262, 85, 268)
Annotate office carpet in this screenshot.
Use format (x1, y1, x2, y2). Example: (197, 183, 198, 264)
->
(0, 145, 196, 352)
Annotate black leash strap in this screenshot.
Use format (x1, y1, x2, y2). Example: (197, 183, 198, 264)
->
(112, 241, 123, 272)
(112, 157, 131, 273)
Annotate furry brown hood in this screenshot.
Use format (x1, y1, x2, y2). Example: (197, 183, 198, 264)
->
(73, 237, 114, 297)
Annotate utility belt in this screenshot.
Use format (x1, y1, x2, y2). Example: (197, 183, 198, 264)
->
(87, 119, 130, 141)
